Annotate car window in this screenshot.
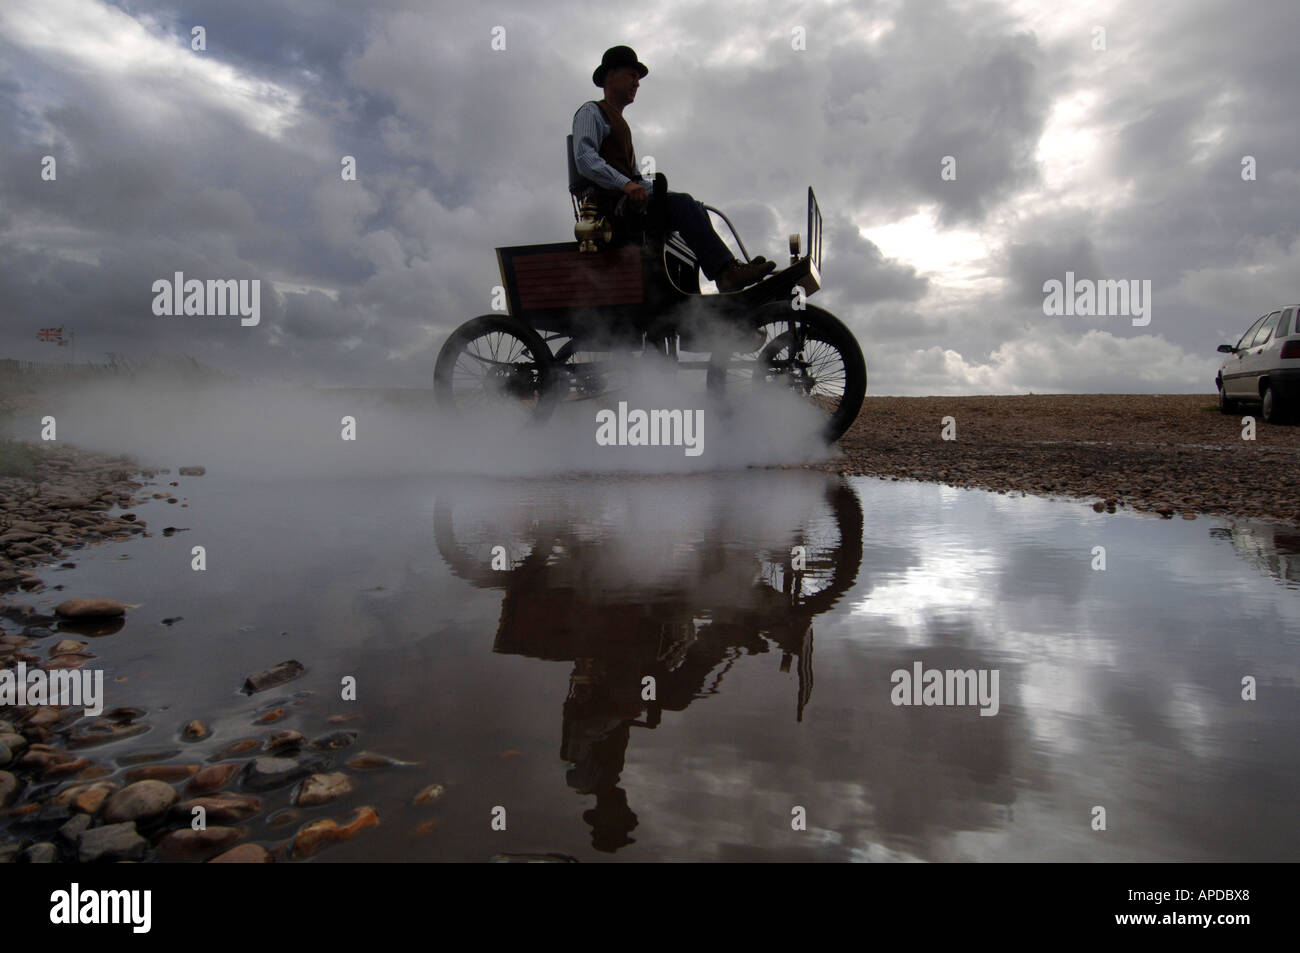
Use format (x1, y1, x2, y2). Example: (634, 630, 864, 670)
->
(1278, 308, 1295, 338)
(1251, 311, 1282, 347)
(1237, 316, 1268, 349)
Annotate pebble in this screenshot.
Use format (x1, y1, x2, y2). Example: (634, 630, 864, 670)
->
(263, 731, 304, 754)
(103, 779, 179, 823)
(295, 772, 354, 807)
(50, 639, 90, 656)
(254, 708, 287, 725)
(240, 754, 329, 792)
(67, 722, 149, 748)
(309, 730, 357, 751)
(290, 806, 379, 859)
(124, 764, 199, 783)
(58, 812, 92, 844)
(118, 748, 180, 765)
(0, 770, 19, 806)
(51, 781, 119, 814)
(186, 763, 241, 794)
(412, 783, 445, 807)
(489, 853, 578, 863)
(182, 720, 210, 741)
(21, 842, 58, 863)
(53, 598, 133, 618)
(211, 738, 261, 760)
(178, 466, 205, 476)
(242, 660, 305, 694)
(157, 826, 245, 861)
(346, 751, 418, 771)
(77, 821, 147, 862)
(173, 794, 262, 823)
(209, 843, 272, 863)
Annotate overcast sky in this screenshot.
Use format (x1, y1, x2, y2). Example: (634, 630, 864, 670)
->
(2, 0, 1297, 394)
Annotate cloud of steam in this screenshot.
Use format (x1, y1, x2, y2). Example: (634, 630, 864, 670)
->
(6, 347, 839, 479)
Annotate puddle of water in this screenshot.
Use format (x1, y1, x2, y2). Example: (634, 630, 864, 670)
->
(4, 472, 1297, 861)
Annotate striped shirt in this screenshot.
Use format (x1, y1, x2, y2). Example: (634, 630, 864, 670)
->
(572, 101, 654, 197)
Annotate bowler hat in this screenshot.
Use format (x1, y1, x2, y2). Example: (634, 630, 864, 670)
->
(593, 45, 648, 87)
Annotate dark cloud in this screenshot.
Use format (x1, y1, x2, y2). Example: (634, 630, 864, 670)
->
(1, 0, 1298, 393)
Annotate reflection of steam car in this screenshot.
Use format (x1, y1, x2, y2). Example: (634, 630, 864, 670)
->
(433, 162, 867, 443)
(1216, 304, 1300, 423)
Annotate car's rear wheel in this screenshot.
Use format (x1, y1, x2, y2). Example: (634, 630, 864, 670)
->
(1261, 382, 1287, 424)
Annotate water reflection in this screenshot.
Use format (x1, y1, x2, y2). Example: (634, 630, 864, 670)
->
(1211, 520, 1300, 588)
(434, 472, 862, 851)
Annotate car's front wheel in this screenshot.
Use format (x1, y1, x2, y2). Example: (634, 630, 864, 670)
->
(1217, 379, 1237, 414)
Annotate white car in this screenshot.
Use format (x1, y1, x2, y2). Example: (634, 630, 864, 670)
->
(1216, 304, 1300, 423)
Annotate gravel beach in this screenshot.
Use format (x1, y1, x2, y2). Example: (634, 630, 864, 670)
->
(825, 394, 1300, 527)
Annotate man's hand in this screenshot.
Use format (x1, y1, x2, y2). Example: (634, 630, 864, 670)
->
(623, 180, 648, 208)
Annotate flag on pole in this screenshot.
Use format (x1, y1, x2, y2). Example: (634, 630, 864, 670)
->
(37, 327, 64, 342)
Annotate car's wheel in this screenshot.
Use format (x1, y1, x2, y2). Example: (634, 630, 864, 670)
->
(1261, 382, 1287, 424)
(1217, 379, 1237, 414)
(434, 315, 557, 423)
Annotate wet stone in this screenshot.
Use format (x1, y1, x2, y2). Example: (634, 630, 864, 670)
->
(0, 770, 19, 806)
(489, 853, 579, 863)
(118, 748, 180, 766)
(242, 660, 305, 694)
(209, 843, 271, 863)
(157, 826, 245, 861)
(413, 783, 445, 807)
(173, 793, 261, 824)
(346, 751, 417, 771)
(53, 599, 131, 618)
(308, 730, 358, 751)
(295, 772, 353, 807)
(182, 720, 210, 741)
(124, 764, 199, 783)
(78, 822, 147, 863)
(21, 842, 58, 863)
(186, 763, 241, 794)
(211, 738, 261, 760)
(263, 730, 304, 754)
(67, 722, 150, 748)
(290, 806, 379, 859)
(103, 779, 179, 823)
(241, 755, 329, 793)
(59, 812, 92, 844)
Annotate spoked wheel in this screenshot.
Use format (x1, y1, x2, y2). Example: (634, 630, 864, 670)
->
(707, 303, 867, 443)
(755, 479, 864, 614)
(434, 315, 557, 422)
(548, 337, 638, 407)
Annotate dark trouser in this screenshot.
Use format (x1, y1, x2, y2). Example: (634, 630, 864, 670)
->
(660, 191, 734, 281)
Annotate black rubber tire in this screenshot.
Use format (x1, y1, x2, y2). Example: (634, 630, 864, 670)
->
(708, 303, 866, 444)
(1217, 379, 1237, 414)
(1261, 382, 1286, 424)
(434, 315, 557, 421)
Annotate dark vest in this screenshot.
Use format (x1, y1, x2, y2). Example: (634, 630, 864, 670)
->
(592, 99, 637, 181)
